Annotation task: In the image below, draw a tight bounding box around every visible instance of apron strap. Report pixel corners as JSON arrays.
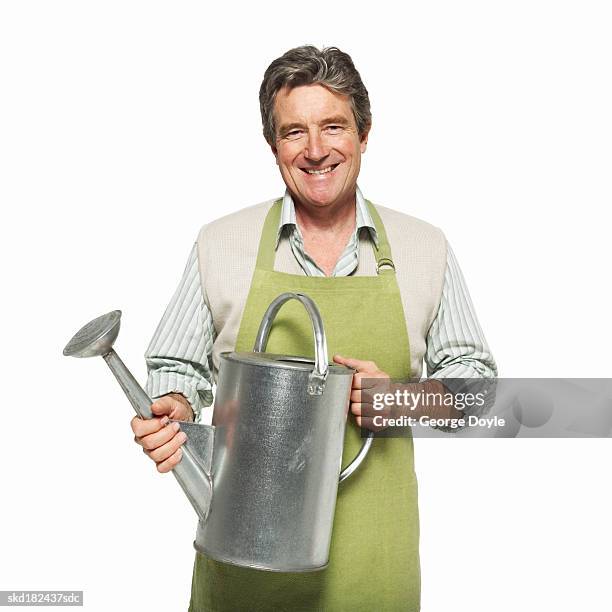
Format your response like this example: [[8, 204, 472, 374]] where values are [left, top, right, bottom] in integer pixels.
[[365, 200, 396, 275], [255, 197, 397, 275], [255, 199, 283, 271]]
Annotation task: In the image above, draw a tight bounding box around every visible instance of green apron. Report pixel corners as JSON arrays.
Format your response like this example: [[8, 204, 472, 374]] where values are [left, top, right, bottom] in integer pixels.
[[189, 200, 420, 612]]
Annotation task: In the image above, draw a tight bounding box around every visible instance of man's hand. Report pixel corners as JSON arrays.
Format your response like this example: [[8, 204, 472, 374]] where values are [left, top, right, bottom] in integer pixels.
[[333, 355, 392, 431], [131, 393, 194, 473]]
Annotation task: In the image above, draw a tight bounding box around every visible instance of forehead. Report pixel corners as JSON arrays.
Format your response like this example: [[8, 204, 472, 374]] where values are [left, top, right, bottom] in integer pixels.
[[273, 84, 355, 126]]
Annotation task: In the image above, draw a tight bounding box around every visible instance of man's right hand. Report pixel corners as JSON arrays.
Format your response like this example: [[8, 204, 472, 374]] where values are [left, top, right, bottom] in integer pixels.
[[131, 394, 193, 473]]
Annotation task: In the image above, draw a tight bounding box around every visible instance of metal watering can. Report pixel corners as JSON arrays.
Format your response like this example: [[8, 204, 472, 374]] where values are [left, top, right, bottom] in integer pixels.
[[64, 292, 373, 572]]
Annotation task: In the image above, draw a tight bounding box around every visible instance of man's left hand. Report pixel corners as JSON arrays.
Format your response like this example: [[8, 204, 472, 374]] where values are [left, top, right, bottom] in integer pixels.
[[333, 355, 391, 432]]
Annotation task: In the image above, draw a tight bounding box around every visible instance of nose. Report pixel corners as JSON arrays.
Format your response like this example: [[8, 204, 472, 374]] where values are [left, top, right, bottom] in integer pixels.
[[304, 130, 329, 162]]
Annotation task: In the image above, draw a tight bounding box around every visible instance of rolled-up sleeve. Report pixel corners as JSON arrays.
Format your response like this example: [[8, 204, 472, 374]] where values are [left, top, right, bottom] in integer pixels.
[[425, 242, 498, 380], [145, 243, 215, 423]]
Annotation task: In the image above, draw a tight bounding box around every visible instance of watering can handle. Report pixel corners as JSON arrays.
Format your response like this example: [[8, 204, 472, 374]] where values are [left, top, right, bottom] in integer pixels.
[[252, 291, 374, 484], [253, 292, 329, 395]]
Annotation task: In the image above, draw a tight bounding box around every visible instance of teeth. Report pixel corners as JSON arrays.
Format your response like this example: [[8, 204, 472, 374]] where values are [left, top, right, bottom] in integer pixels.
[[306, 165, 334, 175]]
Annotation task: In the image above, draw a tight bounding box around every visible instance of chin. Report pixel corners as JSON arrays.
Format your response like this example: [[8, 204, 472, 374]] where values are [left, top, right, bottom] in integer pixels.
[[304, 196, 337, 208], [302, 188, 341, 207]]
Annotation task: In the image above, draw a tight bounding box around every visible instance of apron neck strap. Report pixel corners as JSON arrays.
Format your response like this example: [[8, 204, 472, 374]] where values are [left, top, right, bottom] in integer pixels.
[[255, 199, 283, 271], [365, 200, 396, 275], [255, 198, 396, 275]]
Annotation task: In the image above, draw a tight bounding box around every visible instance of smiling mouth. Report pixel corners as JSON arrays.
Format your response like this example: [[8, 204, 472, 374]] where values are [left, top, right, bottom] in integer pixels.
[[301, 163, 339, 175]]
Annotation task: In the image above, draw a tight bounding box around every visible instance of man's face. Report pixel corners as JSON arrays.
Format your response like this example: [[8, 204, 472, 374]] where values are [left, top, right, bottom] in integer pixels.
[[271, 84, 369, 212]]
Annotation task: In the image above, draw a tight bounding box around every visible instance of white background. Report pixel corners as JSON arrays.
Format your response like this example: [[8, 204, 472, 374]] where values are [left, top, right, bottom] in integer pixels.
[[1, 1, 611, 610]]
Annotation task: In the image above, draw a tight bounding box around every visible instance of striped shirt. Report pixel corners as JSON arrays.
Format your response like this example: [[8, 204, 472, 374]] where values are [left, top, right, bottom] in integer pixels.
[[145, 188, 497, 422]]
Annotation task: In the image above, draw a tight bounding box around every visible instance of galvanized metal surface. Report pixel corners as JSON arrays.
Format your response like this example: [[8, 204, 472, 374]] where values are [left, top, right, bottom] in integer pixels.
[[194, 350, 352, 571], [254, 292, 329, 396]]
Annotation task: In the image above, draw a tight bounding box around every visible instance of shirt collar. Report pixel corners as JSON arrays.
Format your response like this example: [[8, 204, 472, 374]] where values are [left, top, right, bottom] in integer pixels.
[[275, 185, 379, 249]]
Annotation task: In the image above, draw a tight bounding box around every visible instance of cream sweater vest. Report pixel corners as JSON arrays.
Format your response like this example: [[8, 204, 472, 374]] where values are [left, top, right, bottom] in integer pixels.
[[197, 199, 447, 380]]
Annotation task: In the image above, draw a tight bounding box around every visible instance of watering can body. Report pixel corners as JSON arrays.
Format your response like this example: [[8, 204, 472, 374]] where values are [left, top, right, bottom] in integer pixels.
[[190, 350, 353, 571]]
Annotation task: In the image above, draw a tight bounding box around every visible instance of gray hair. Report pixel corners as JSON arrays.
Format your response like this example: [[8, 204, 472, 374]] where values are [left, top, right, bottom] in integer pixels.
[[259, 45, 372, 145]]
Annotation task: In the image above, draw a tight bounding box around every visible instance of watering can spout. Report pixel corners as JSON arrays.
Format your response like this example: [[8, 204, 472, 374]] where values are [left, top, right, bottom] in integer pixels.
[[174, 421, 215, 521], [63, 310, 214, 522]]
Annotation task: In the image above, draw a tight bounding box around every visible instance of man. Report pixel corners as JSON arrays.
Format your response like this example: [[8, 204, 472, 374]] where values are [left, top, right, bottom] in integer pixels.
[[132, 45, 496, 611]]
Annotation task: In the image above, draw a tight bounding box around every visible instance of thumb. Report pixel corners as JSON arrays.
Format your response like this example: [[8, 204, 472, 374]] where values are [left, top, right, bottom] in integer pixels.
[[333, 354, 375, 372], [150, 396, 176, 417]]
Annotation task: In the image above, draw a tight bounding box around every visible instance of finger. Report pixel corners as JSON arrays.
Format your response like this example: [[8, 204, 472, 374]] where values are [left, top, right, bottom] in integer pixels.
[[353, 372, 388, 391], [138, 421, 182, 451], [131, 415, 169, 437], [351, 402, 387, 420], [147, 429, 188, 464], [353, 410, 388, 432], [359, 416, 386, 432], [350, 389, 362, 403], [352, 415, 382, 430], [333, 355, 378, 373], [156, 447, 184, 474], [350, 402, 369, 417]]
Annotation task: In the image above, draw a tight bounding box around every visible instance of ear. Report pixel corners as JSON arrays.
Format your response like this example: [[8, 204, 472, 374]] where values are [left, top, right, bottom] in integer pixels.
[[360, 125, 371, 154]]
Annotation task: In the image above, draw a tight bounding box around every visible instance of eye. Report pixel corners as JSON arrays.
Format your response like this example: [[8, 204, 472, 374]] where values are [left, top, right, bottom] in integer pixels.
[[284, 129, 304, 140], [326, 125, 343, 134]]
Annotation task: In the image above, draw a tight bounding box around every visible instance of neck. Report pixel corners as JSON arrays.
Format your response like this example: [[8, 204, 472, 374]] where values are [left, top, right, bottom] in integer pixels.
[[292, 195, 358, 277], [294, 195, 356, 235]]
